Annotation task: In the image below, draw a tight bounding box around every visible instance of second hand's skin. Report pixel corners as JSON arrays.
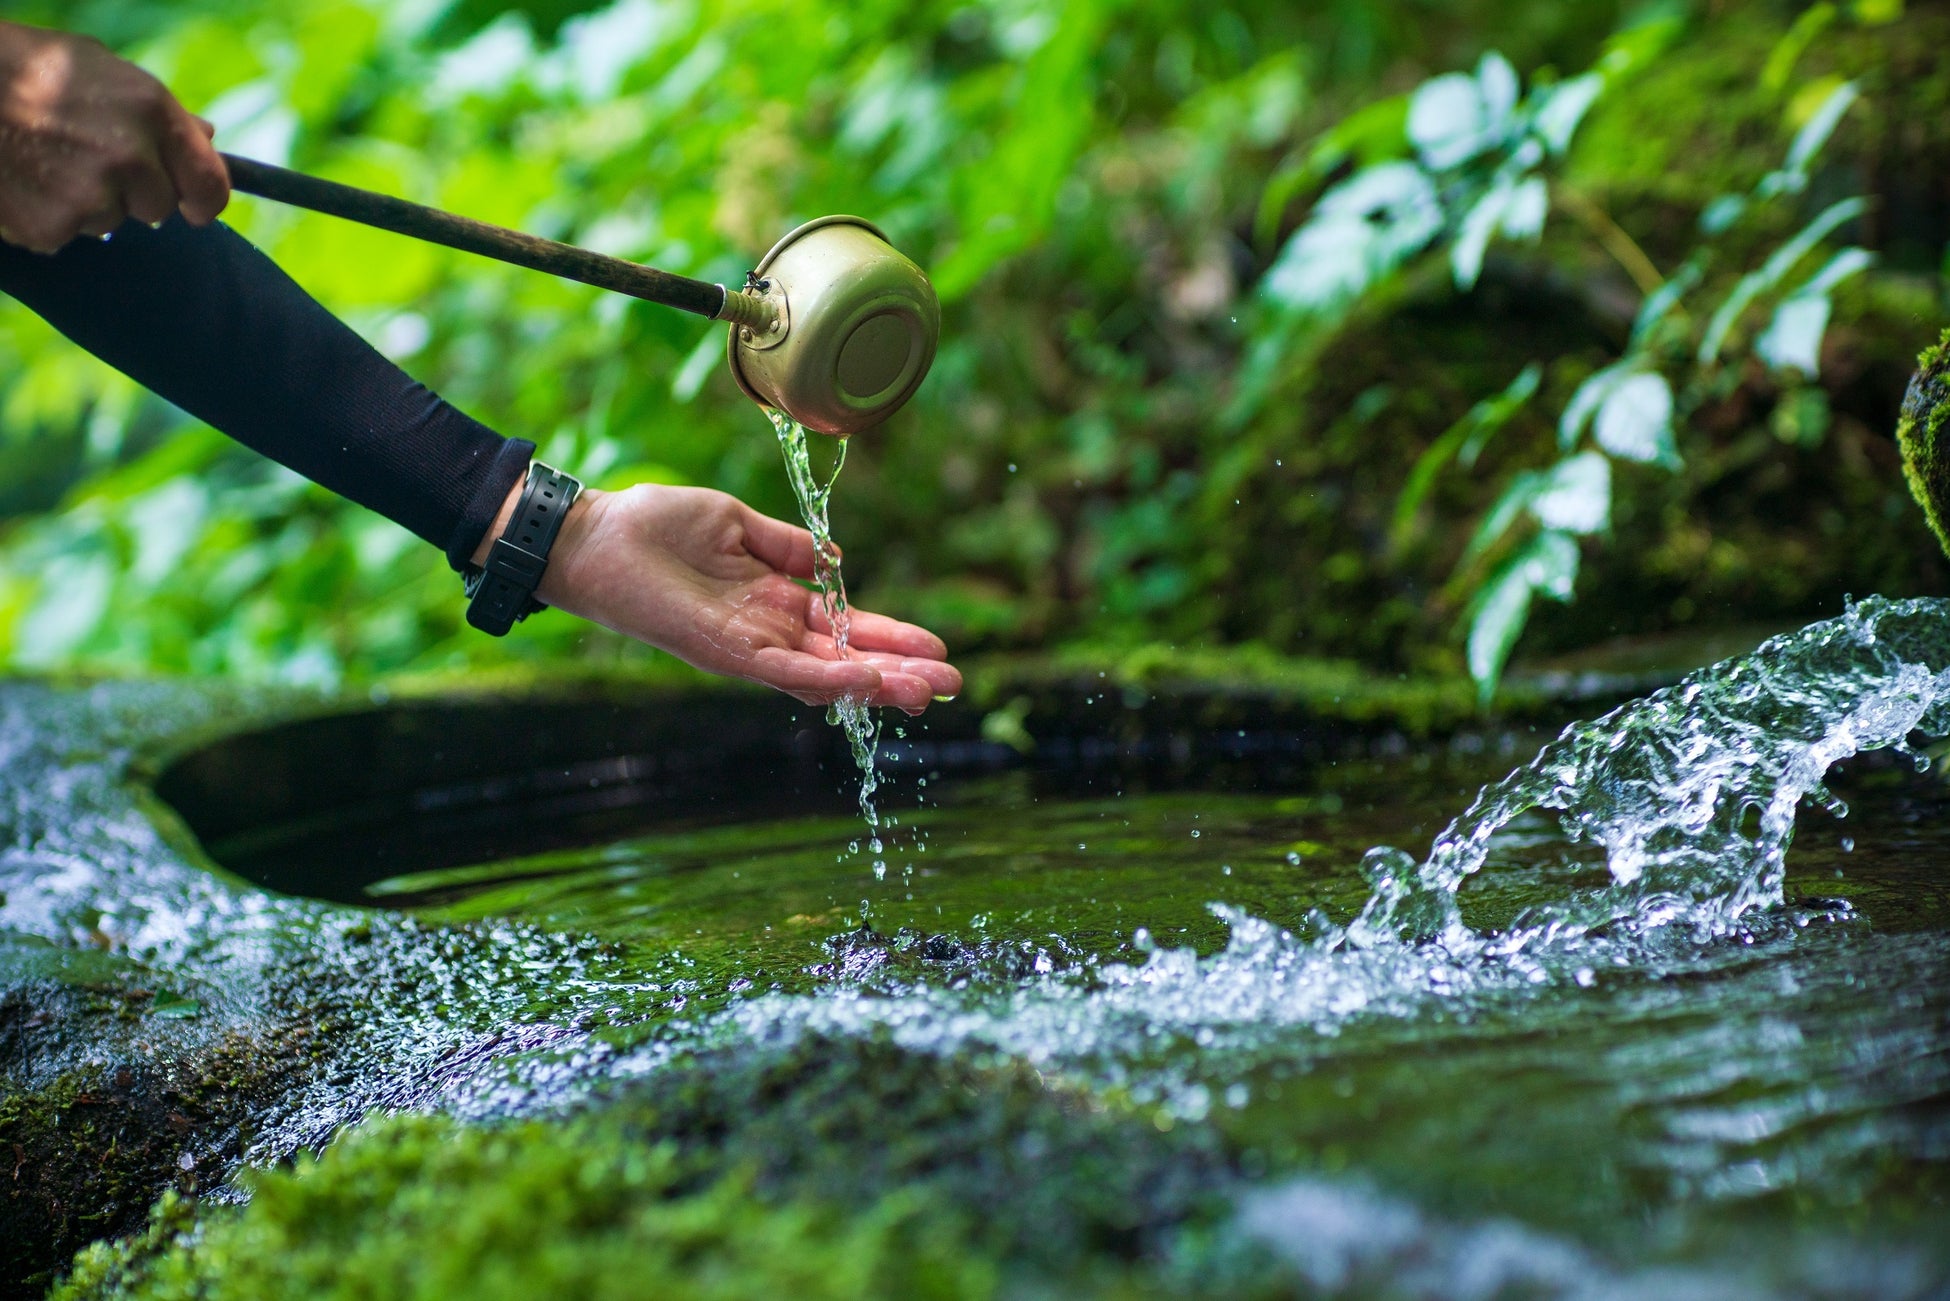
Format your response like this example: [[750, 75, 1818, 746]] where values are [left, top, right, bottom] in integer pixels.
[[0, 22, 228, 248]]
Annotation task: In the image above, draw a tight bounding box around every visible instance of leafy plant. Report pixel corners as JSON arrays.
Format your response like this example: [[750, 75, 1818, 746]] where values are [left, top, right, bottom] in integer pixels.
[[1453, 78, 1872, 699], [1245, 8, 1882, 701]]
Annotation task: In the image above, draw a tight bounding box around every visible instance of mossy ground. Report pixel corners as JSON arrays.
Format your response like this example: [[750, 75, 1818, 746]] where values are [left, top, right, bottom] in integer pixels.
[[52, 1036, 1285, 1300]]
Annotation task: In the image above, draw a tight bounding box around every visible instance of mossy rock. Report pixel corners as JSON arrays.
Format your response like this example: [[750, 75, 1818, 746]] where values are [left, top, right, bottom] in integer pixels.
[[54, 1035, 1278, 1300], [0, 935, 325, 1297], [1897, 329, 1950, 559]]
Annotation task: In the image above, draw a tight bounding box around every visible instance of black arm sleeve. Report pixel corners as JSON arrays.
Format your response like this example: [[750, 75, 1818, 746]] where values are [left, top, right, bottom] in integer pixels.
[[0, 216, 532, 572]]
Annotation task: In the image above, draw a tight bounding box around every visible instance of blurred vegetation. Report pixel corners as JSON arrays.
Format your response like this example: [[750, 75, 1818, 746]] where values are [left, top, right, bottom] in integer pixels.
[[0, 0, 1944, 690]]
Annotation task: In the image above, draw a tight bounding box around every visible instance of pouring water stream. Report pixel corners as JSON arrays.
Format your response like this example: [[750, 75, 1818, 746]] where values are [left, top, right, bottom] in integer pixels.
[[767, 409, 882, 833]]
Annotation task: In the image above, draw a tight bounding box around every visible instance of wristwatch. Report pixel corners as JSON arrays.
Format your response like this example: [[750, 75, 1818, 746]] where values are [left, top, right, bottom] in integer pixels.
[[464, 460, 582, 636]]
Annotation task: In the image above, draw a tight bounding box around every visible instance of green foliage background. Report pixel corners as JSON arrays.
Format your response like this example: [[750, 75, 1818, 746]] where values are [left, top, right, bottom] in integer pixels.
[[0, 0, 1945, 687]]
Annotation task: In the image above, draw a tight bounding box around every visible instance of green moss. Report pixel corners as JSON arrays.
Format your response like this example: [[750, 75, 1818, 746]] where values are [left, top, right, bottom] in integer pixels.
[[1897, 329, 1950, 561], [54, 1036, 1274, 1300], [55, 1121, 996, 1301], [971, 641, 1498, 734]]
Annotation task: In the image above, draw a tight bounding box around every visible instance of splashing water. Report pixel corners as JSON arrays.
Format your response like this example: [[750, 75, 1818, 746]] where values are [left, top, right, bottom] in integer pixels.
[[1347, 593, 1950, 958], [696, 596, 1950, 1092], [767, 409, 881, 829]]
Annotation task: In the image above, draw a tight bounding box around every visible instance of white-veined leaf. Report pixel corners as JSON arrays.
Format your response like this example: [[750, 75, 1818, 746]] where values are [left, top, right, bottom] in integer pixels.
[[1757, 197, 1868, 287], [1408, 72, 1490, 170], [1796, 245, 1875, 296], [1755, 294, 1832, 375], [1593, 372, 1677, 465], [1466, 530, 1580, 699], [1533, 73, 1603, 154], [1699, 197, 1865, 365], [1452, 182, 1508, 290], [1501, 176, 1548, 239], [1452, 175, 1549, 290], [1529, 451, 1611, 534], [1700, 194, 1747, 235], [1467, 555, 1534, 700], [1477, 52, 1520, 131], [1262, 162, 1442, 313], [1524, 529, 1582, 602]]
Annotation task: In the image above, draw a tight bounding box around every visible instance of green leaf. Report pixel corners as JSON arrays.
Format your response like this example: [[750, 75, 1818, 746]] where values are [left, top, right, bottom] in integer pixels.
[[1559, 364, 1628, 451], [1532, 74, 1603, 155], [150, 990, 202, 1019], [1451, 176, 1546, 291], [1261, 163, 1441, 313], [1761, 3, 1838, 94], [1698, 198, 1867, 366], [1756, 295, 1833, 376], [1457, 470, 1543, 573], [1467, 551, 1535, 702], [1390, 365, 1539, 549], [1253, 95, 1411, 251], [1784, 80, 1859, 175], [1465, 530, 1580, 703], [1629, 257, 1704, 348]]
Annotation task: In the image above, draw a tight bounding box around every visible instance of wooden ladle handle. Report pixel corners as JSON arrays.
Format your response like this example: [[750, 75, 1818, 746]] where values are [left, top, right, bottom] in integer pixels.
[[221, 152, 731, 319]]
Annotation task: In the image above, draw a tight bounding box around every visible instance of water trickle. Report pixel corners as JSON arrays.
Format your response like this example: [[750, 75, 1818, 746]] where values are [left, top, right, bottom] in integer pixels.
[[767, 408, 881, 829]]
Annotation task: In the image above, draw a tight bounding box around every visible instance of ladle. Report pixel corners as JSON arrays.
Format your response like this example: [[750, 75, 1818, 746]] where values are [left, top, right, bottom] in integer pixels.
[[220, 153, 939, 435]]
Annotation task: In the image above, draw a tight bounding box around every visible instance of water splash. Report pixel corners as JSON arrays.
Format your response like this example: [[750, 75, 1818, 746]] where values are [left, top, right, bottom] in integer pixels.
[[697, 596, 1950, 1097], [1347, 594, 1950, 957], [767, 408, 881, 829]]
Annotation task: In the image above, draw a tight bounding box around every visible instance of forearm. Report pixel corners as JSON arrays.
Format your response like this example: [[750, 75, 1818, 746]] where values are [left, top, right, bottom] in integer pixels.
[[0, 216, 530, 569]]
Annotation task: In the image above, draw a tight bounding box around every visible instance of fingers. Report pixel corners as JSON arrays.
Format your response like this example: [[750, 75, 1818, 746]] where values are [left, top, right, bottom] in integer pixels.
[[157, 102, 228, 225], [113, 140, 178, 226], [807, 602, 950, 662], [748, 645, 883, 703], [848, 650, 961, 700], [746, 645, 949, 712], [740, 506, 817, 580], [0, 181, 114, 252]]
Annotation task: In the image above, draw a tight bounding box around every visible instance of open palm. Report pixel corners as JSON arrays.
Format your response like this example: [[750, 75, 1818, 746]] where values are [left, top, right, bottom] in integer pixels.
[[537, 483, 960, 711]]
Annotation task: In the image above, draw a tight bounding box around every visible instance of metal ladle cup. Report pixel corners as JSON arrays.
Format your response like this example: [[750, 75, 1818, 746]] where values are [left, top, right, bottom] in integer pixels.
[[220, 155, 940, 435], [724, 217, 940, 436]]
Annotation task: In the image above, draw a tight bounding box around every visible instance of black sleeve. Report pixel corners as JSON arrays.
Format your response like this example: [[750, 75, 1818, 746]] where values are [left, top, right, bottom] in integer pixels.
[[0, 216, 532, 572]]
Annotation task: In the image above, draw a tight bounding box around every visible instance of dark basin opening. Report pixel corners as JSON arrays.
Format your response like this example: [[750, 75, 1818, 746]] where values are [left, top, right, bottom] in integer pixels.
[[152, 691, 915, 904], [153, 684, 1454, 907]]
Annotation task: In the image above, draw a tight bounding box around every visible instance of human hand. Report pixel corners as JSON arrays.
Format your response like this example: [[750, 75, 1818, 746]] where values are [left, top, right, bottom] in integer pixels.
[[0, 21, 229, 253], [498, 483, 961, 712]]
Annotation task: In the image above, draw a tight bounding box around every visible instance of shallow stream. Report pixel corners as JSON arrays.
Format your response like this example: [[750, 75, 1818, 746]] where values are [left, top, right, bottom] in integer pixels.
[[4, 597, 1949, 1295]]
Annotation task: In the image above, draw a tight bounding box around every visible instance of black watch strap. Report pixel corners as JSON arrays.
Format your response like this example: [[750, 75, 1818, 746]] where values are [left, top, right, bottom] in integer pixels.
[[464, 461, 582, 636]]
